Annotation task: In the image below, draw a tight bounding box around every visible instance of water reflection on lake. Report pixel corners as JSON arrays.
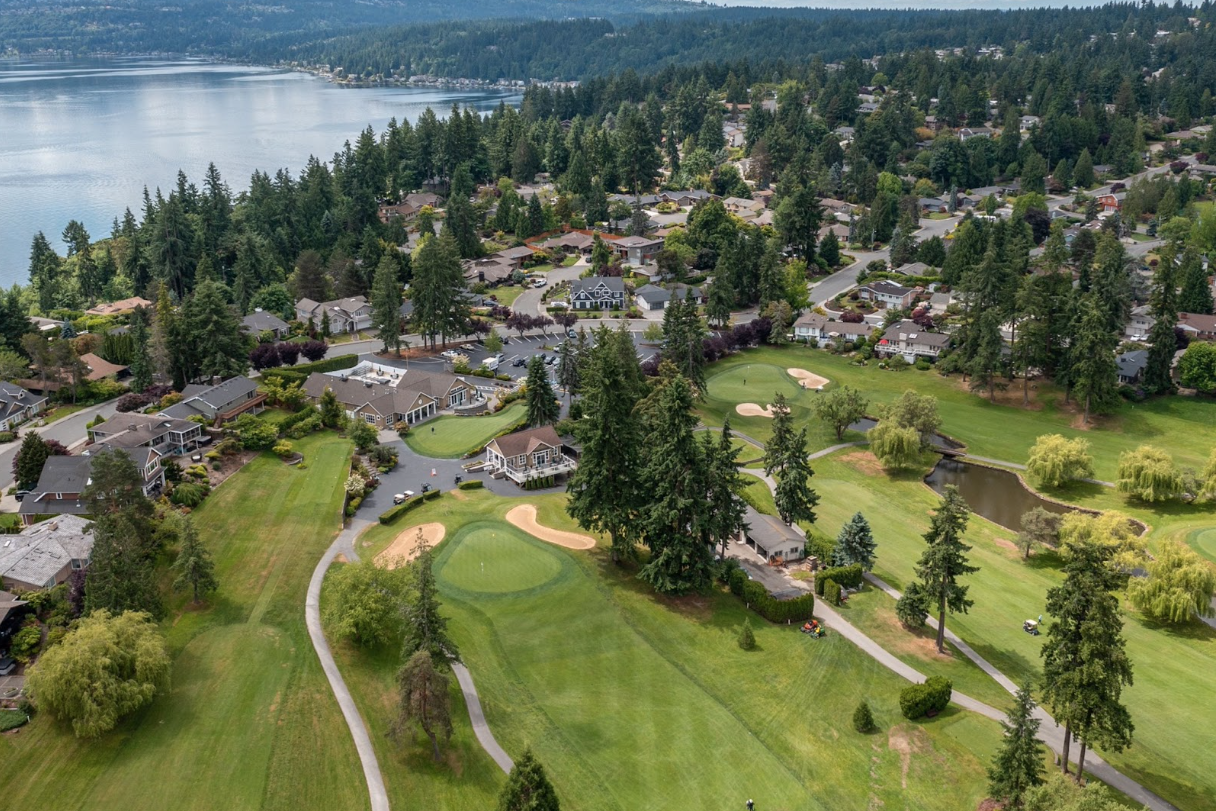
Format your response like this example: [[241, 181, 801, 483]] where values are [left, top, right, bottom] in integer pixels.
[[923, 457, 1073, 533]]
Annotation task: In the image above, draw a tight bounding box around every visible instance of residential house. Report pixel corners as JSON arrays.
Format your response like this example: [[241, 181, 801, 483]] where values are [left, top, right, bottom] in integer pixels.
[[18, 353, 128, 395], [493, 245, 539, 270], [163, 376, 267, 425], [877, 320, 951, 360], [89, 412, 203, 456], [891, 261, 931, 277], [539, 231, 595, 255], [302, 364, 479, 430], [294, 296, 373, 333], [1177, 312, 1216, 342], [611, 236, 664, 267], [0, 516, 94, 591], [403, 192, 442, 210], [723, 197, 764, 217], [19, 449, 165, 524], [1020, 115, 1041, 132], [924, 114, 942, 133], [857, 280, 917, 309], [463, 256, 516, 286], [84, 297, 152, 317], [240, 310, 291, 339], [1097, 194, 1121, 214], [737, 505, 805, 563], [1117, 350, 1148, 385], [569, 276, 626, 310], [919, 198, 948, 214], [792, 313, 875, 345], [78, 353, 128, 382], [377, 201, 419, 224], [1125, 304, 1153, 339], [661, 190, 715, 207], [484, 425, 576, 485], [958, 127, 994, 141], [634, 284, 705, 312], [0, 382, 48, 432], [608, 193, 661, 208]]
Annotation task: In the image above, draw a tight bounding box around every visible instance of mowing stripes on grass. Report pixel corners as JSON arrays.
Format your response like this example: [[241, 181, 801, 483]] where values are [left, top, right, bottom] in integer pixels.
[[403, 403, 527, 459]]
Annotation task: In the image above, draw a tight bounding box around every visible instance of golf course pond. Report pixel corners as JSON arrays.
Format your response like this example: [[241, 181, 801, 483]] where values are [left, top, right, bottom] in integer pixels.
[[924, 457, 1073, 533]]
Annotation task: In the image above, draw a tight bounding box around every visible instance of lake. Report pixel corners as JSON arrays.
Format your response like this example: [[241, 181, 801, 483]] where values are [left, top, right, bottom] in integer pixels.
[[0, 57, 521, 288]]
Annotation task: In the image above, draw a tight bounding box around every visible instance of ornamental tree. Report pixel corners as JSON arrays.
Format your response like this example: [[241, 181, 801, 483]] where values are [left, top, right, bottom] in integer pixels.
[[1115, 444, 1184, 502], [1026, 434, 1094, 489], [1128, 539, 1216, 624]]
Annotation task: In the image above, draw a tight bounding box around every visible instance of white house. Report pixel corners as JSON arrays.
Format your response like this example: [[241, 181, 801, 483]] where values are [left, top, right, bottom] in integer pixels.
[[294, 296, 373, 333], [0, 382, 48, 432]]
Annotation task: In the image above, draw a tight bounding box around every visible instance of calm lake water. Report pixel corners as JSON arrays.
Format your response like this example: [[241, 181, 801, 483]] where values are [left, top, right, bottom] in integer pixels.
[[0, 57, 520, 288], [923, 458, 1073, 533]]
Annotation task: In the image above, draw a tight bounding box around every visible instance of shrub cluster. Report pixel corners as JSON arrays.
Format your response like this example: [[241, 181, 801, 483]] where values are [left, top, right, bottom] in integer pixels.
[[0, 710, 29, 732], [523, 475, 558, 490], [457, 479, 484, 490], [276, 407, 316, 434], [170, 481, 210, 508], [900, 676, 953, 720], [260, 352, 355, 385], [815, 563, 864, 596], [822, 578, 842, 605], [725, 567, 816, 623]]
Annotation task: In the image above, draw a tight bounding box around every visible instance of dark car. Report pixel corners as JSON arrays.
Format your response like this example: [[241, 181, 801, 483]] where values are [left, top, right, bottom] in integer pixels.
[[545, 355, 557, 366], [512, 357, 527, 367], [14, 490, 29, 503]]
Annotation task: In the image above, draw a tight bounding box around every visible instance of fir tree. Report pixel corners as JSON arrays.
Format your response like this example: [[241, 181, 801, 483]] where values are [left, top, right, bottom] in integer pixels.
[[127, 307, 153, 392], [987, 682, 1045, 808], [524, 355, 560, 427], [84, 513, 162, 619], [401, 536, 460, 668], [704, 419, 747, 558], [392, 650, 453, 762], [638, 374, 715, 595], [1178, 245, 1214, 315], [1143, 245, 1178, 394], [1070, 295, 1120, 424], [567, 326, 644, 563], [903, 486, 977, 653], [498, 749, 561, 811], [833, 512, 877, 570], [371, 253, 404, 353], [171, 515, 218, 603]]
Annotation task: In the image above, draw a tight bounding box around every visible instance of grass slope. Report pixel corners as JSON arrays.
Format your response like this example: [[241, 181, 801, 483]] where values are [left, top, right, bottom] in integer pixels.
[[343, 490, 997, 811], [699, 347, 1216, 480], [0, 433, 367, 811], [403, 403, 526, 458], [809, 453, 1216, 811]]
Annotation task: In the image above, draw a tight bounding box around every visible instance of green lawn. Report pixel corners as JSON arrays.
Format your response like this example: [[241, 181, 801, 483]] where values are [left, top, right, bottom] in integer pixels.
[[699, 346, 1216, 480], [808, 452, 1216, 811], [488, 286, 525, 307], [338, 490, 999, 811], [403, 403, 526, 458], [0, 433, 367, 811]]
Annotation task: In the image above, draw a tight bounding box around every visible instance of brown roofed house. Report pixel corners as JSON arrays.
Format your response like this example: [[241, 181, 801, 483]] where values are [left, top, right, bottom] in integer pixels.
[[484, 425, 576, 485]]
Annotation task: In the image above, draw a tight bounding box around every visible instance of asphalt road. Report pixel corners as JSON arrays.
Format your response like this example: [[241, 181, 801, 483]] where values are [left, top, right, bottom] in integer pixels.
[[0, 399, 120, 494]]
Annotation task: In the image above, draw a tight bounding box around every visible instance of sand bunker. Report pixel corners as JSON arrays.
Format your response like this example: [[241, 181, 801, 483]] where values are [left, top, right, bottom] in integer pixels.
[[505, 504, 596, 550], [375, 522, 446, 569], [736, 403, 776, 418], [787, 368, 829, 390]]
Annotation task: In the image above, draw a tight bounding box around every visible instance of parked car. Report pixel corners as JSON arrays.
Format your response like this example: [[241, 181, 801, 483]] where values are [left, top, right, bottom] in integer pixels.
[[531, 278, 547, 288], [545, 355, 557, 366], [392, 490, 415, 505], [512, 357, 527, 367], [567, 329, 578, 339], [441, 349, 464, 360]]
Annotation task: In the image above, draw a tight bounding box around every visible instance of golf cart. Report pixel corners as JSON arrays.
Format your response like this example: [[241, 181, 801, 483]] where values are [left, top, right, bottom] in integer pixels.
[[392, 490, 415, 505], [421, 483, 432, 494], [1023, 619, 1040, 636]]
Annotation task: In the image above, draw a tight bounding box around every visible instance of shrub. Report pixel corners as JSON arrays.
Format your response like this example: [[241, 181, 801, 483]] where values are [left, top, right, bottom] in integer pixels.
[[900, 676, 953, 719], [737, 617, 757, 650], [853, 700, 876, 733], [378, 497, 424, 524], [170, 481, 210, 508], [0, 431, 16, 443], [803, 530, 836, 563], [11, 619, 42, 663], [368, 444, 398, 469], [457, 479, 484, 490], [115, 392, 149, 413], [822, 578, 842, 606], [725, 567, 816, 623], [423, 489, 441, 501], [815, 563, 864, 595], [276, 407, 317, 435], [273, 440, 294, 459], [260, 352, 354, 385], [344, 496, 363, 517], [0, 710, 29, 732], [285, 414, 322, 439], [914, 359, 931, 371]]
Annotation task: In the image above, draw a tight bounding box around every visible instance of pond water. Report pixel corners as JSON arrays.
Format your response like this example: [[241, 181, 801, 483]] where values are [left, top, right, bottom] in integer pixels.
[[923, 457, 1073, 533]]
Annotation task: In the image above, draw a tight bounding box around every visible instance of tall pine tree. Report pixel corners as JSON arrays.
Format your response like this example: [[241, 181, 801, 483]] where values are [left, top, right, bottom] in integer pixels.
[[987, 682, 1045, 808]]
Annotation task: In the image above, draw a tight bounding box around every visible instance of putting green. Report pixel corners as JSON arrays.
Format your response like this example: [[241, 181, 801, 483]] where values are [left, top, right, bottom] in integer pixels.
[[1189, 527, 1216, 564], [437, 522, 564, 595], [706, 362, 806, 405]]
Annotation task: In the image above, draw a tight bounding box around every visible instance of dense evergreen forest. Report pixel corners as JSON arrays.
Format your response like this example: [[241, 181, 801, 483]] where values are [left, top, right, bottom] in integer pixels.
[[280, 4, 1216, 82], [0, 0, 687, 56]]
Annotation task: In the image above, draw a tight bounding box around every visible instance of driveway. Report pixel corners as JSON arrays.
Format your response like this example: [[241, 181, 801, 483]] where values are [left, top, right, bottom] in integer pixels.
[[513, 260, 587, 318], [0, 399, 121, 494], [810, 249, 885, 307]]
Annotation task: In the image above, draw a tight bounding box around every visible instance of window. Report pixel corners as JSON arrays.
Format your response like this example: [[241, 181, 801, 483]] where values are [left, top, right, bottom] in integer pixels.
[[364, 414, 376, 424]]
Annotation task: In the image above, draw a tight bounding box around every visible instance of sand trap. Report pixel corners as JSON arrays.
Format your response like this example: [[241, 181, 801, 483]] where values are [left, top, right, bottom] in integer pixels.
[[505, 504, 595, 550], [375, 522, 446, 569], [787, 368, 829, 390], [736, 403, 776, 418]]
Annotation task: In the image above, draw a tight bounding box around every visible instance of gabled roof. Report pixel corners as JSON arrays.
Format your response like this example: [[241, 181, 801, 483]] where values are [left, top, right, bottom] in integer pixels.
[[1178, 312, 1216, 333], [164, 376, 261, 420], [0, 515, 95, 589], [487, 425, 563, 459], [0, 382, 43, 420], [612, 236, 664, 248], [571, 276, 626, 295], [1117, 349, 1148, 378], [635, 284, 670, 304], [862, 279, 914, 297], [241, 311, 290, 334], [742, 505, 802, 548], [881, 320, 950, 347], [90, 412, 198, 448]]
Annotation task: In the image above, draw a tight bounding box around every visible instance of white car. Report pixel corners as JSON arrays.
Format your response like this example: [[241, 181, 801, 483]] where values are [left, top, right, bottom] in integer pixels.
[[531, 278, 547, 288], [441, 349, 463, 360], [392, 490, 416, 505]]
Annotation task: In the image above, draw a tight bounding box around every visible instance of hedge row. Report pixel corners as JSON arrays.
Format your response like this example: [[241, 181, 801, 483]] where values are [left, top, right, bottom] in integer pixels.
[[726, 568, 816, 623], [900, 676, 953, 720], [457, 479, 484, 490], [276, 406, 316, 434], [378, 496, 423, 524], [815, 563, 864, 596], [262, 354, 358, 385]]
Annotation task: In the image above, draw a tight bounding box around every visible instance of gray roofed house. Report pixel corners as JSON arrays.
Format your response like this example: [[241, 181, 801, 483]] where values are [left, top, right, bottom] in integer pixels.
[[891, 261, 931, 276], [89, 412, 203, 455], [0, 382, 48, 432], [1117, 349, 1149, 384], [163, 375, 266, 425], [240, 310, 291, 339], [302, 365, 479, 430], [793, 313, 875, 344], [569, 276, 627, 310], [737, 505, 805, 563], [610, 236, 665, 267], [294, 296, 372, 334], [858, 279, 917, 309], [0, 515, 94, 591], [878, 320, 951, 359], [19, 449, 166, 524], [634, 283, 704, 312]]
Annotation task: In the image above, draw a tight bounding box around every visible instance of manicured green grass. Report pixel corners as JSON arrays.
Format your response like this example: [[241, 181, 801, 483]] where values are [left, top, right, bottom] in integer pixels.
[[741, 472, 778, 516], [488, 286, 525, 307], [0, 433, 367, 811], [340, 490, 998, 811], [699, 346, 1216, 480], [403, 403, 526, 458], [808, 452, 1216, 811]]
